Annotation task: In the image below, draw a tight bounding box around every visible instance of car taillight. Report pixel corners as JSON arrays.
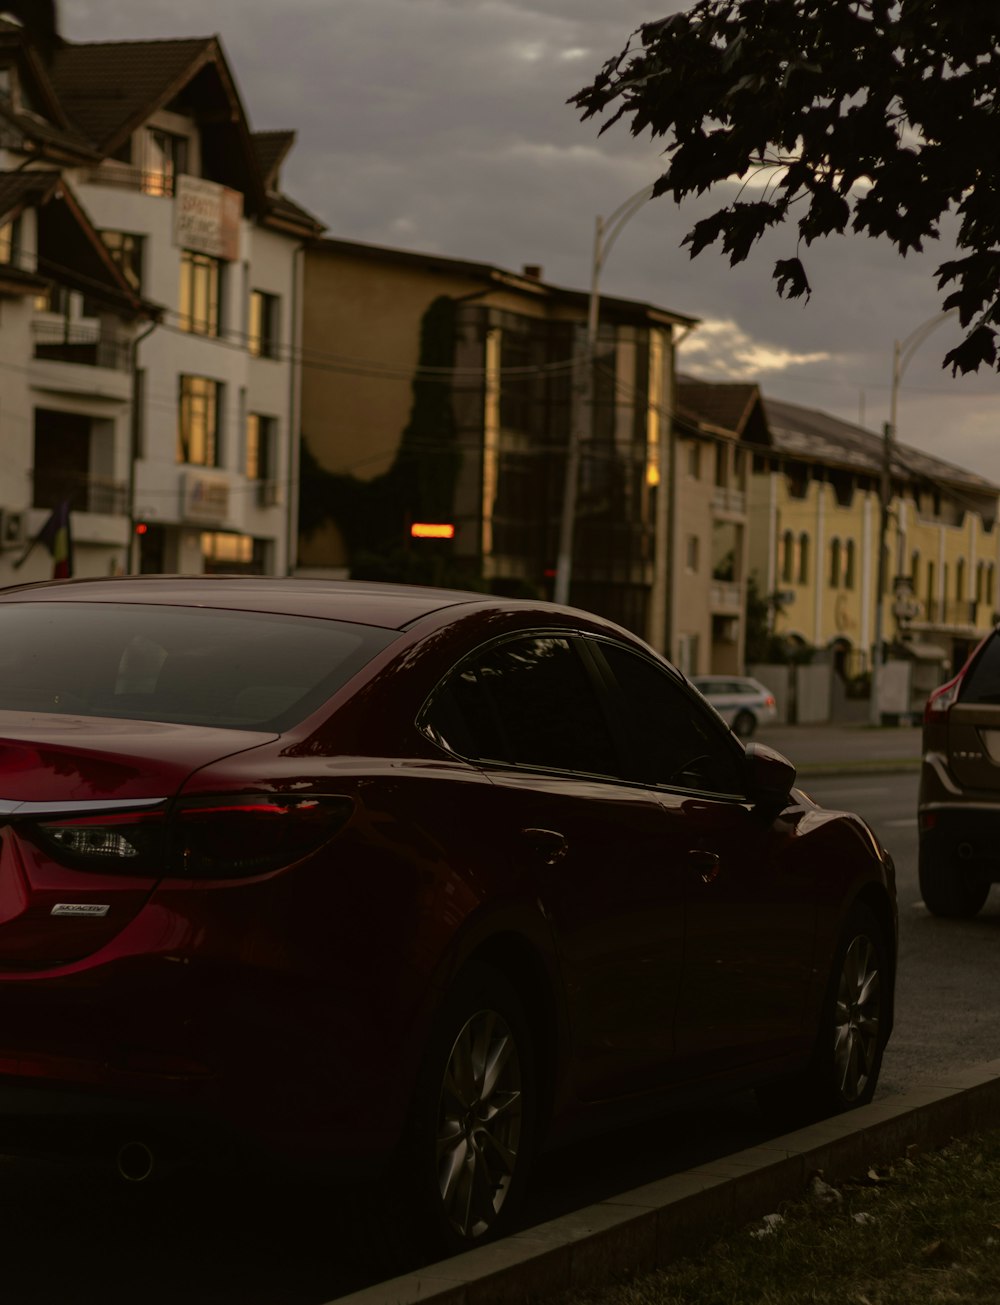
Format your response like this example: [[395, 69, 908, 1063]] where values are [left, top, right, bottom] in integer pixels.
[[35, 810, 166, 874], [33, 796, 352, 880], [923, 673, 964, 725], [173, 795, 352, 879], [765, 695, 776, 708]]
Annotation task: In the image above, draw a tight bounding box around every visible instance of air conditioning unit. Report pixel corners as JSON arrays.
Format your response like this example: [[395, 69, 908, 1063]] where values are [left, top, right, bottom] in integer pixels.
[[0, 509, 26, 549], [256, 480, 283, 508]]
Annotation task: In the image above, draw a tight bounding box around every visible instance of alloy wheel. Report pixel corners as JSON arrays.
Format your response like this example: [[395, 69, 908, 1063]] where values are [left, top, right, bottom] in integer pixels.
[[833, 933, 881, 1103], [435, 1007, 523, 1240]]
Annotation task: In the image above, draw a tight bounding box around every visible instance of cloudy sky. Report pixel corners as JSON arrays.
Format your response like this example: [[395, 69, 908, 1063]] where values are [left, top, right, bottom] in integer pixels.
[[61, 0, 1000, 481]]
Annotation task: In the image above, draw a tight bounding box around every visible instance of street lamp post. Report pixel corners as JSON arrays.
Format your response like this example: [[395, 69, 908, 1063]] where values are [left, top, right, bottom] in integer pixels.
[[869, 308, 958, 724], [553, 183, 655, 607]]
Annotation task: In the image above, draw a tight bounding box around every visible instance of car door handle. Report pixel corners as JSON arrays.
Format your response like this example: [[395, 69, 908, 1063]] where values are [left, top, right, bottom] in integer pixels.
[[521, 827, 568, 866], [689, 849, 721, 884]]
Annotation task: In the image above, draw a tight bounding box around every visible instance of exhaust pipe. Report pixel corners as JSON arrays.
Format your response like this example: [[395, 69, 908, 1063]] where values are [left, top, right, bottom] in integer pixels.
[[958, 842, 975, 861], [116, 1140, 156, 1184]]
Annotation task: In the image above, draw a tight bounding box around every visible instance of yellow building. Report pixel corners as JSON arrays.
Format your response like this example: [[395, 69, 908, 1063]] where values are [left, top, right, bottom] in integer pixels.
[[299, 236, 697, 651], [748, 396, 1000, 677], [672, 379, 770, 676]]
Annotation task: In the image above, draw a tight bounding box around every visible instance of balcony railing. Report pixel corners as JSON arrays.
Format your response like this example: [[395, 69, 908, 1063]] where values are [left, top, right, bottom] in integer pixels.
[[32, 319, 132, 372], [77, 164, 177, 197], [712, 486, 746, 515], [33, 474, 128, 516], [920, 598, 977, 627], [710, 580, 743, 611]]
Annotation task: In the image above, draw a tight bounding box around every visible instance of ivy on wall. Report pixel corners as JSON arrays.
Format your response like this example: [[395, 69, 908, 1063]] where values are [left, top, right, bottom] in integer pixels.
[[299, 295, 478, 586]]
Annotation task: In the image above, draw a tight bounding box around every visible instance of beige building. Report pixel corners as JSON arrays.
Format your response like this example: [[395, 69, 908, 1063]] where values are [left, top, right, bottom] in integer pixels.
[[748, 396, 1000, 677], [299, 237, 697, 651], [671, 379, 770, 676]]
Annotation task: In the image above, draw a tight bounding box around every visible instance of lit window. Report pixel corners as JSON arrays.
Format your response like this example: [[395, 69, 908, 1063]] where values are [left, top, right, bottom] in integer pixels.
[[0, 215, 20, 265], [245, 413, 276, 480], [177, 376, 222, 466], [101, 231, 144, 294], [179, 249, 223, 336], [143, 127, 187, 197], [248, 290, 279, 357]]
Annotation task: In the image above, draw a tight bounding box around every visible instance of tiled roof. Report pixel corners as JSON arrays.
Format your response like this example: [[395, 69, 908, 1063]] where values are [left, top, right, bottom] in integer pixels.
[[676, 377, 762, 436], [47, 37, 213, 149], [0, 96, 97, 159], [763, 395, 999, 495], [0, 169, 59, 220], [252, 130, 295, 189], [267, 188, 325, 234]]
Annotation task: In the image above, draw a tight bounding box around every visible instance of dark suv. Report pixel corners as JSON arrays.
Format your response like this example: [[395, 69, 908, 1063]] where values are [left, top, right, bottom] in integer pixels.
[[920, 630, 1000, 916]]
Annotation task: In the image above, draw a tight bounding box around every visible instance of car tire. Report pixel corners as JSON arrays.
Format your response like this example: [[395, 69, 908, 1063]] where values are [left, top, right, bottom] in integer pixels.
[[758, 903, 889, 1121], [395, 964, 536, 1257], [918, 846, 990, 918], [732, 709, 756, 739]]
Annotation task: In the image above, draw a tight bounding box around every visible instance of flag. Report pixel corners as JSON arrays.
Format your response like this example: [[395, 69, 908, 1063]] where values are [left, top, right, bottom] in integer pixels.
[[13, 501, 74, 579]]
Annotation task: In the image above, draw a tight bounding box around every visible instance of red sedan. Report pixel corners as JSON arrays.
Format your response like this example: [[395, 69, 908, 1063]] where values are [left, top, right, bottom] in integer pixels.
[[0, 576, 895, 1252]]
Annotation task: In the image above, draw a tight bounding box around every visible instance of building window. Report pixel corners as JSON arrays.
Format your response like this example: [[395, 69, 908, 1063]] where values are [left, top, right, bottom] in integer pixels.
[[177, 376, 222, 466], [956, 558, 966, 601], [33, 282, 70, 315], [714, 443, 727, 488], [686, 534, 699, 573], [781, 530, 794, 582], [845, 539, 856, 590], [687, 442, 701, 479], [245, 413, 276, 480], [100, 231, 144, 294], [248, 290, 279, 357], [0, 214, 21, 265], [179, 250, 223, 336], [143, 127, 188, 197], [829, 538, 841, 587], [798, 532, 810, 584]]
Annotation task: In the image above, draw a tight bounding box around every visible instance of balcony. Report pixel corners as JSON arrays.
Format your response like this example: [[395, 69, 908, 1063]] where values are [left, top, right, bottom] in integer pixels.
[[918, 598, 977, 629], [712, 486, 746, 517], [32, 319, 131, 372], [77, 163, 177, 197], [710, 580, 743, 612], [33, 473, 128, 517]]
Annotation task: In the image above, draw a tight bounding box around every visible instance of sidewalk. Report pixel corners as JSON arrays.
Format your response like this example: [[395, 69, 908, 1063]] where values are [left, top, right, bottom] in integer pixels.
[[341, 1062, 1000, 1305], [758, 722, 921, 775]]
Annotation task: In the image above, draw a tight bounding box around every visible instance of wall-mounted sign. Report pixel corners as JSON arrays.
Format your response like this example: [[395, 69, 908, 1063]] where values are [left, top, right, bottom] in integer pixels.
[[174, 176, 242, 261], [181, 472, 230, 524]]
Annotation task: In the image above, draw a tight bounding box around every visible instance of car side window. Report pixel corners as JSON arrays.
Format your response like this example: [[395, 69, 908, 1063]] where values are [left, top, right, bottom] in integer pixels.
[[597, 643, 745, 795], [426, 635, 621, 777]]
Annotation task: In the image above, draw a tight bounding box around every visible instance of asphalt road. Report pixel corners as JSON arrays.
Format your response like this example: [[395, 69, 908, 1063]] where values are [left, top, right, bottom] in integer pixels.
[[2, 765, 997, 1305]]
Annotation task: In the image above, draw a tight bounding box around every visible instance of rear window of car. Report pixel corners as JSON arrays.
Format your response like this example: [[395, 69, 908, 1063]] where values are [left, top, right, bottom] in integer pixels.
[[959, 634, 1000, 705], [0, 601, 396, 730]]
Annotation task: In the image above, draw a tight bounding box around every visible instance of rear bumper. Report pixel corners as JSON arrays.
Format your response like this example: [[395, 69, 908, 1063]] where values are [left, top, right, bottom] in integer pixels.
[[919, 804, 1000, 878]]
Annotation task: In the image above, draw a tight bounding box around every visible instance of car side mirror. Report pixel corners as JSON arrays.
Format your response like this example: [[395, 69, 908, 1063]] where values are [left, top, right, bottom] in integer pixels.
[[743, 741, 797, 813]]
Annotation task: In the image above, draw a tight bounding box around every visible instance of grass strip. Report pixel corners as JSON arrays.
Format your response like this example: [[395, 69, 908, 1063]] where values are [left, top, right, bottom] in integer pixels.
[[557, 1129, 1000, 1305]]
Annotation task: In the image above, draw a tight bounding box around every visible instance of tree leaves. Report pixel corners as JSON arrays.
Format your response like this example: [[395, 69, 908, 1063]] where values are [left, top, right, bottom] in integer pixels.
[[571, 0, 1000, 374]]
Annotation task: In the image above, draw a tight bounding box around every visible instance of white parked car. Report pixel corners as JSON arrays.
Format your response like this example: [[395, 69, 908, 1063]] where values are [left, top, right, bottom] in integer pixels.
[[690, 675, 778, 739]]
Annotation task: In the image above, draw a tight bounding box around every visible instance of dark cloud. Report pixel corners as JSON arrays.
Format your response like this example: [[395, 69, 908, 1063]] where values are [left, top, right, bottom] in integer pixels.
[[62, 0, 1000, 479]]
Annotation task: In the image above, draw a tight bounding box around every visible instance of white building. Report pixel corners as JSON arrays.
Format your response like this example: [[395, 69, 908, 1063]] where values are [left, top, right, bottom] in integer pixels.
[[0, 16, 322, 583]]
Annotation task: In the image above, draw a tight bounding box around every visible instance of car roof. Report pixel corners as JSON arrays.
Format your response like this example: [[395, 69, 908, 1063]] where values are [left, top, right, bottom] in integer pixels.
[[0, 575, 547, 632]]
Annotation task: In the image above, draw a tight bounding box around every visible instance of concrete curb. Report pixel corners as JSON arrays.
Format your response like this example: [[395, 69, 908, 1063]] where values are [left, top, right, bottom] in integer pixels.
[[337, 1061, 1000, 1305], [795, 759, 920, 777]]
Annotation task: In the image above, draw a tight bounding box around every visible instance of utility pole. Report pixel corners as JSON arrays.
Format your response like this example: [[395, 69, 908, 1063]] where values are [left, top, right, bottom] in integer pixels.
[[869, 309, 958, 724], [553, 184, 654, 607]]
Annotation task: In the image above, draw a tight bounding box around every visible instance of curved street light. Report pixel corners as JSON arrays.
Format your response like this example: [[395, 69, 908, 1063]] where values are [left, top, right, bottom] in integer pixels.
[[869, 307, 959, 725], [553, 183, 655, 606]]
